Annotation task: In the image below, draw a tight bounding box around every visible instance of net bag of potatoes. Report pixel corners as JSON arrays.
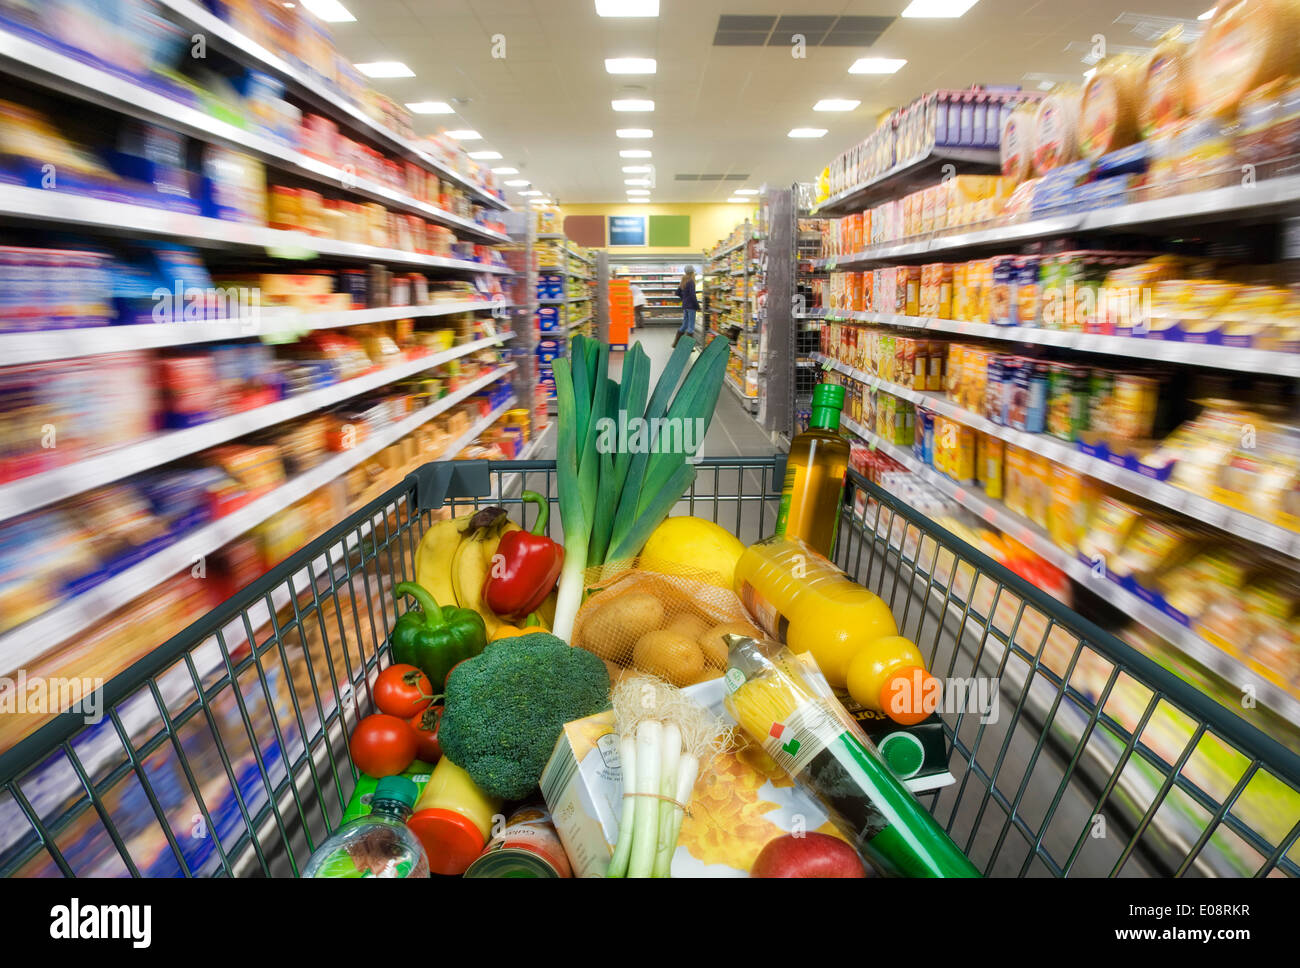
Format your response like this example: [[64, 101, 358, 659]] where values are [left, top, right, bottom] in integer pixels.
[[571, 561, 762, 688]]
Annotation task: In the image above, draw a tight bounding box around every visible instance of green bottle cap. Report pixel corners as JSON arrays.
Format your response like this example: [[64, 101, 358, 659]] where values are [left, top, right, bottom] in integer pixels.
[[878, 732, 926, 779], [812, 383, 845, 409], [373, 775, 419, 808], [809, 382, 845, 431]]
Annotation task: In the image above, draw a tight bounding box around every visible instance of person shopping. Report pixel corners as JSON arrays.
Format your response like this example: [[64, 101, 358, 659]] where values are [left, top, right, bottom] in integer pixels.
[[630, 283, 646, 331], [672, 267, 700, 347]]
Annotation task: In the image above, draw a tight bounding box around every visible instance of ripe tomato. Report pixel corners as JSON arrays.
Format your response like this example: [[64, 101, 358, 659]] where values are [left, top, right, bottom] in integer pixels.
[[373, 664, 433, 718], [350, 714, 417, 777], [408, 704, 443, 762]]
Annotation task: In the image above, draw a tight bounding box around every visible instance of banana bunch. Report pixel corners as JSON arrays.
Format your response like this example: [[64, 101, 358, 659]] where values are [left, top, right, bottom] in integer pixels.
[[414, 506, 520, 637]]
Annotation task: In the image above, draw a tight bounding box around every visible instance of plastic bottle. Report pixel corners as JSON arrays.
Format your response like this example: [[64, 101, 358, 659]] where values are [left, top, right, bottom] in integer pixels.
[[734, 535, 900, 690], [407, 755, 502, 875], [303, 775, 430, 878], [775, 382, 851, 558]]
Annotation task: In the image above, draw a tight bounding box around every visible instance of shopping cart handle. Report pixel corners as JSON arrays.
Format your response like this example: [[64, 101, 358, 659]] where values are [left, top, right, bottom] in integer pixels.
[[410, 460, 493, 510]]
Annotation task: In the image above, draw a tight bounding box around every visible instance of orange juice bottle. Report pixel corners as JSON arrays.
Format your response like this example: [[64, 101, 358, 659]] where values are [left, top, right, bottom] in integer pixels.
[[734, 535, 899, 689]]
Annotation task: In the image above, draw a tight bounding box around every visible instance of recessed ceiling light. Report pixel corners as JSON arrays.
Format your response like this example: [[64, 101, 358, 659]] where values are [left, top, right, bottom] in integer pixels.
[[620, 149, 652, 158], [625, 178, 651, 186], [467, 150, 502, 160], [627, 189, 651, 196], [505, 179, 530, 187], [492, 167, 518, 174], [788, 128, 828, 138], [612, 99, 655, 112], [302, 0, 355, 22], [445, 130, 482, 140], [1198, 7, 1216, 19], [519, 190, 543, 196], [406, 101, 454, 114], [605, 58, 657, 75], [900, 0, 979, 17], [617, 128, 653, 139], [848, 57, 906, 75], [596, 0, 659, 16], [734, 189, 760, 195], [813, 99, 861, 112], [354, 62, 415, 78], [1036, 80, 1054, 91], [622, 165, 652, 173]]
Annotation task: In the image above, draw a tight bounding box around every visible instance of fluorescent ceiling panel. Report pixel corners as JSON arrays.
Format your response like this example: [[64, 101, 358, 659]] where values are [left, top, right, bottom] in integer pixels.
[[900, 0, 979, 17], [354, 62, 414, 78], [848, 57, 906, 74], [596, 0, 659, 15], [405, 101, 454, 114], [605, 58, 657, 74]]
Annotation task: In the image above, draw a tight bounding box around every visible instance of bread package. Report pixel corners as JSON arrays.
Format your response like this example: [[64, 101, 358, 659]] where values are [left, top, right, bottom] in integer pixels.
[[1140, 28, 1190, 136], [1079, 57, 1143, 159], [1190, 0, 1300, 118], [1032, 87, 1082, 175], [1000, 103, 1036, 184]]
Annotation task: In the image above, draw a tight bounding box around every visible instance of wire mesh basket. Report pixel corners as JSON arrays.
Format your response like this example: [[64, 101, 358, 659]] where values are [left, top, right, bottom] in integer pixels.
[[1, 456, 1296, 877]]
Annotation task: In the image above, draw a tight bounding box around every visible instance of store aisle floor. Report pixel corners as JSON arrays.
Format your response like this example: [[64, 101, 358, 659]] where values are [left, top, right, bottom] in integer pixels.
[[530, 327, 777, 460], [615, 326, 776, 458]]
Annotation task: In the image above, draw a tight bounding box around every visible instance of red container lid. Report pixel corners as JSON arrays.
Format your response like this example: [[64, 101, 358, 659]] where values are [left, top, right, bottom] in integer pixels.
[[408, 808, 487, 876]]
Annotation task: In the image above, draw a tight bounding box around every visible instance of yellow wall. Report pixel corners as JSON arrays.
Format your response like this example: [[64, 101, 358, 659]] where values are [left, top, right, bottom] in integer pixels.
[[559, 202, 758, 254]]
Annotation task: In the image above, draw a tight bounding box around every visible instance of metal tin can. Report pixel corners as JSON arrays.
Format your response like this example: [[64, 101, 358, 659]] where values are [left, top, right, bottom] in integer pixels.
[[462, 804, 572, 878]]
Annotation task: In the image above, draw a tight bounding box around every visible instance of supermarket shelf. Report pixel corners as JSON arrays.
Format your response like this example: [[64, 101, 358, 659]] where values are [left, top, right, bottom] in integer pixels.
[[0, 375, 518, 675], [815, 174, 1300, 268], [0, 335, 514, 523], [710, 237, 748, 258], [822, 310, 1300, 378], [0, 185, 511, 274], [840, 415, 1300, 727], [0, 26, 510, 246], [566, 247, 594, 265], [154, 0, 508, 212], [537, 298, 568, 305], [569, 315, 592, 330], [814, 353, 1300, 559], [517, 421, 555, 461], [0, 301, 511, 366], [812, 146, 1001, 217], [725, 373, 759, 411]]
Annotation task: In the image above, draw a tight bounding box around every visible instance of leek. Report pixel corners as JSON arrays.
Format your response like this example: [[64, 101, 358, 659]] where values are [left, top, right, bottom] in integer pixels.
[[551, 332, 729, 641]]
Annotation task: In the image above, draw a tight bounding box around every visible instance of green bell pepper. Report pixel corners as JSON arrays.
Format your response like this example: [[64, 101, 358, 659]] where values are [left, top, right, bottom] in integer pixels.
[[390, 582, 487, 687]]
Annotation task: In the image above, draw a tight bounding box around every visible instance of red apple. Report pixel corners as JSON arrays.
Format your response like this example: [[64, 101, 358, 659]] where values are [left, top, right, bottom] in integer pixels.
[[750, 832, 871, 878]]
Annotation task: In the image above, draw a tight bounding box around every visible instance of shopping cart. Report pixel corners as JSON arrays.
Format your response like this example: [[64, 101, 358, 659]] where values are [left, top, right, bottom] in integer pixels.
[[1, 456, 1297, 877]]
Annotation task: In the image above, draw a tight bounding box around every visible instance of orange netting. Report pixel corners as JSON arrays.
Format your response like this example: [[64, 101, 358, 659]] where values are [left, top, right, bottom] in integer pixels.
[[571, 558, 761, 687]]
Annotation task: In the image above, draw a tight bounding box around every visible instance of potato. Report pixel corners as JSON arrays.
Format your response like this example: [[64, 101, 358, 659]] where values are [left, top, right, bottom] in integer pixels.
[[633, 630, 705, 687], [664, 612, 709, 642], [580, 591, 665, 661], [698, 621, 763, 669]]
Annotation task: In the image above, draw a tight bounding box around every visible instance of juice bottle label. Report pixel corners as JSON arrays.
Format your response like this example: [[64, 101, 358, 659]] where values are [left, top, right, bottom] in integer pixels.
[[738, 580, 790, 642]]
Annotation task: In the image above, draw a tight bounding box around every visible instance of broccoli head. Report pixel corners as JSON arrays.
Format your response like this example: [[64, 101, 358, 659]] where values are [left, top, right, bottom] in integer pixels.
[[439, 632, 611, 799]]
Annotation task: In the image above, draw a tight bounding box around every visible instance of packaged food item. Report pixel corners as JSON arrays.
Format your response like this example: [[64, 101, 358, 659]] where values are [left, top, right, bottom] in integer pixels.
[[1077, 496, 1143, 569], [1078, 56, 1143, 160], [723, 635, 977, 877], [407, 755, 503, 876], [1141, 28, 1190, 137], [1046, 465, 1088, 554], [982, 434, 1005, 500], [1001, 104, 1037, 184], [1189, 0, 1300, 119], [990, 256, 1018, 326], [304, 776, 430, 878], [463, 804, 572, 878], [1032, 88, 1083, 175]]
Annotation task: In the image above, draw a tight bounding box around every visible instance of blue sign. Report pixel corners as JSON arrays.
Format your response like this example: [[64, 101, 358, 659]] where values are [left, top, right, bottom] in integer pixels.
[[609, 215, 647, 246]]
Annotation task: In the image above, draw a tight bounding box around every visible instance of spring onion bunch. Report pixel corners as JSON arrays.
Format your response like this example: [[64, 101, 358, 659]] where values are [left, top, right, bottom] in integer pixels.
[[551, 333, 729, 642], [605, 674, 730, 878]]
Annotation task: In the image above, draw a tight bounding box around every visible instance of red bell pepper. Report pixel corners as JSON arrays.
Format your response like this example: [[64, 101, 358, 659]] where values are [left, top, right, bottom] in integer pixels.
[[482, 490, 563, 621]]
